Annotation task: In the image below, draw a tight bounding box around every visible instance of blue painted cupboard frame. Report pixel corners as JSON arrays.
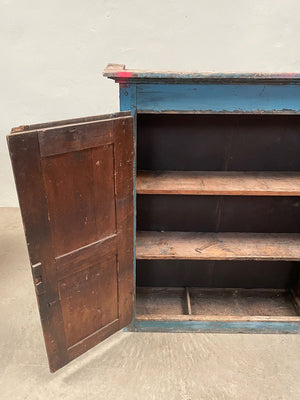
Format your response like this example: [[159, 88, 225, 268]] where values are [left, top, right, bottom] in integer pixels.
[[104, 64, 300, 334]]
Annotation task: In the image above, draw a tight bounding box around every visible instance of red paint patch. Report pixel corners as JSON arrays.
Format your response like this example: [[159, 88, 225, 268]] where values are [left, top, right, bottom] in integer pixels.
[[117, 71, 133, 78], [281, 73, 298, 78]]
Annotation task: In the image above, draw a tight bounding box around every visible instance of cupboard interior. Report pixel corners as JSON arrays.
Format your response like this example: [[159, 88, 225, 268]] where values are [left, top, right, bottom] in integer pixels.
[[135, 113, 300, 321]]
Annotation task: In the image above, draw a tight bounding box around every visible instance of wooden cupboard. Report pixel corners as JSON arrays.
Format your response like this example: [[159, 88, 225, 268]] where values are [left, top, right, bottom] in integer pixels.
[[7, 64, 300, 372]]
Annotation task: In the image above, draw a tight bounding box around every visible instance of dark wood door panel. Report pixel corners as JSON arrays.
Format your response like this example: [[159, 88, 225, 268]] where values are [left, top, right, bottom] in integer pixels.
[[56, 234, 117, 280], [7, 113, 134, 372], [41, 144, 116, 256], [59, 252, 119, 348], [38, 119, 114, 157]]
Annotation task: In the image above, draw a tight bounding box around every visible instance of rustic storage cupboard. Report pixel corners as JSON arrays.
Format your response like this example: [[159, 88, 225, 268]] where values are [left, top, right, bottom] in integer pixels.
[[7, 64, 300, 372]]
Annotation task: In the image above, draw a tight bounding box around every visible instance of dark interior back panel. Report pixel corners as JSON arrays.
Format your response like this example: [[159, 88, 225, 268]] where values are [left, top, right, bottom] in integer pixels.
[[136, 260, 300, 289], [137, 114, 300, 171], [137, 195, 300, 233]]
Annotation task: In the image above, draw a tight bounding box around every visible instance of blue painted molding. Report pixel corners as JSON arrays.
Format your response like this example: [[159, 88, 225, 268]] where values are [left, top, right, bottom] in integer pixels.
[[129, 319, 300, 334], [119, 84, 137, 114], [136, 84, 300, 113]]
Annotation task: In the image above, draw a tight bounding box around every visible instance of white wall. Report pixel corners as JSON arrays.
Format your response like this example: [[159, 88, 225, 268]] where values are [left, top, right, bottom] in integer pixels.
[[1, 0, 300, 206]]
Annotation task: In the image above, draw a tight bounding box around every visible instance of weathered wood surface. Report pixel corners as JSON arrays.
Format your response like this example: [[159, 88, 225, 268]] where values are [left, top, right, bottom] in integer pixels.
[[189, 288, 298, 317], [136, 288, 185, 316], [11, 111, 131, 133], [103, 64, 300, 84], [291, 289, 300, 313], [136, 231, 300, 261], [7, 131, 69, 371], [8, 113, 134, 372], [185, 287, 192, 315], [137, 171, 300, 196], [136, 315, 300, 322], [136, 287, 300, 318], [38, 120, 114, 157]]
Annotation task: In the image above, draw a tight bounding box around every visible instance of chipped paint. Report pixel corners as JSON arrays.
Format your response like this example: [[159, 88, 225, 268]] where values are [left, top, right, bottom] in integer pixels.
[[130, 319, 300, 333], [103, 64, 300, 85], [136, 84, 300, 113], [117, 71, 133, 79], [111, 65, 300, 335]]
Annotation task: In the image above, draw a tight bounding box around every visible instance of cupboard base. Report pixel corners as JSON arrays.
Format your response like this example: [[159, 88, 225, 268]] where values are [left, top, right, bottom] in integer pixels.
[[127, 286, 300, 334], [128, 319, 300, 334]]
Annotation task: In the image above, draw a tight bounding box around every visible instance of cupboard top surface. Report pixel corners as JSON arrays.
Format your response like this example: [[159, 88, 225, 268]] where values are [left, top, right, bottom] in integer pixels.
[[103, 63, 300, 84]]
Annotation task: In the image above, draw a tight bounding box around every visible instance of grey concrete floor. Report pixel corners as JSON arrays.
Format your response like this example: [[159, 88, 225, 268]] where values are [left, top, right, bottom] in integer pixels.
[[1, 207, 300, 399]]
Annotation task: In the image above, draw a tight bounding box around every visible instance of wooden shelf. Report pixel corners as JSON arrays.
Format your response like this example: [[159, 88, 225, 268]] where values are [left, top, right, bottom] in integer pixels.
[[136, 287, 300, 319], [136, 171, 300, 196], [136, 231, 300, 261]]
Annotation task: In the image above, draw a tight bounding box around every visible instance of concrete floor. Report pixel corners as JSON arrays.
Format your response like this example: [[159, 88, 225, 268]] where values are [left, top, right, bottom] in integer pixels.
[[1, 207, 300, 399]]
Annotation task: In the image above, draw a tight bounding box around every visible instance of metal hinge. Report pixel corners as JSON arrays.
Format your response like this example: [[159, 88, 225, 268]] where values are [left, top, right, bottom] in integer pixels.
[[31, 262, 45, 296]]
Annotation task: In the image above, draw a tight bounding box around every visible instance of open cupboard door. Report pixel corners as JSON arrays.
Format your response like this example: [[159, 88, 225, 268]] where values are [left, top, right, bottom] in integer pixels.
[[7, 112, 134, 372]]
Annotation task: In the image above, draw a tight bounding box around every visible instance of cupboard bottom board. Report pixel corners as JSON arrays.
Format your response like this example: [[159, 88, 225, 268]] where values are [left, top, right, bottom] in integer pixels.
[[128, 287, 300, 333]]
